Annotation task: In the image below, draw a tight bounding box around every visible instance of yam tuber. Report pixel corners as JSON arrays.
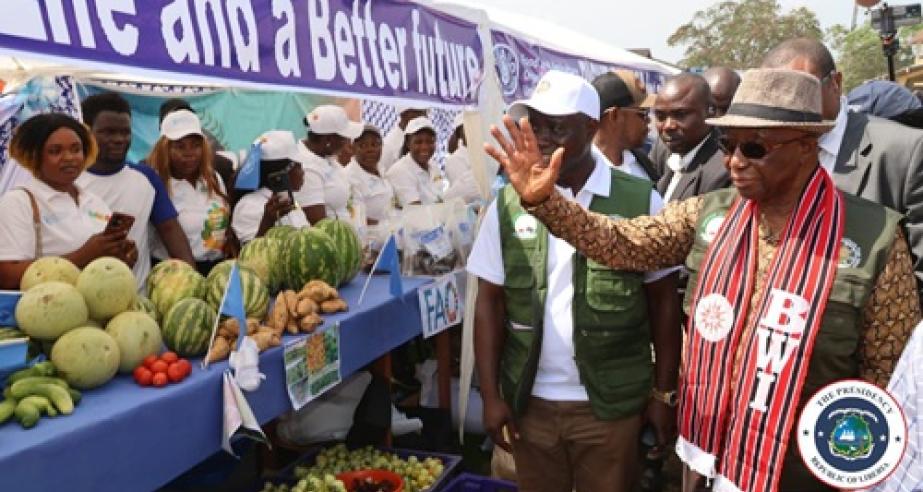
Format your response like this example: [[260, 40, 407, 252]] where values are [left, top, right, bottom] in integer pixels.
[[249, 331, 276, 352], [246, 318, 261, 335], [270, 292, 288, 332], [320, 298, 348, 314], [206, 336, 231, 362], [299, 313, 323, 333], [286, 319, 298, 335], [284, 290, 299, 318], [220, 318, 240, 338], [295, 297, 318, 317], [301, 280, 337, 303]]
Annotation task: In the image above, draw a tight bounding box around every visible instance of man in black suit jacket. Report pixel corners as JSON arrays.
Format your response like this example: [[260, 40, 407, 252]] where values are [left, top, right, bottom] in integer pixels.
[[764, 38, 923, 304], [649, 73, 730, 202]]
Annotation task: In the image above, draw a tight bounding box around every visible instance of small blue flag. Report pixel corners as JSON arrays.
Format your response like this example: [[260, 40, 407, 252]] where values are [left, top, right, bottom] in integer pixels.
[[219, 263, 248, 351], [379, 235, 402, 297], [235, 142, 262, 191]]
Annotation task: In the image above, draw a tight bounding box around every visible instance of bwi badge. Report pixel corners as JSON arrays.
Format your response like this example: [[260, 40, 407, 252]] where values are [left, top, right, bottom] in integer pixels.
[[796, 380, 907, 489]]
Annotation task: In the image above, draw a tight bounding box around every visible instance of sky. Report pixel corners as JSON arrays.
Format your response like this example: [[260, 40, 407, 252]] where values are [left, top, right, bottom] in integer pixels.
[[454, 0, 860, 65]]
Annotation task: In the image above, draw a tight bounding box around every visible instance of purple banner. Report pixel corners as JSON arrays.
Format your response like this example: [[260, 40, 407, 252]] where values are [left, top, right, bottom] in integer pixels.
[[491, 29, 666, 103], [0, 0, 483, 106]]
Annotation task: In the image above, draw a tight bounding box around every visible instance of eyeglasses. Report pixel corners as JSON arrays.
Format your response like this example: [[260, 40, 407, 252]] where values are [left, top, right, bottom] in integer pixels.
[[717, 135, 806, 159], [621, 107, 650, 121]]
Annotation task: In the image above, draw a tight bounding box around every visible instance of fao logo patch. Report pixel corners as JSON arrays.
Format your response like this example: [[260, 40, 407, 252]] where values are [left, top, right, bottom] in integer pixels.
[[796, 380, 907, 489], [492, 43, 520, 97]]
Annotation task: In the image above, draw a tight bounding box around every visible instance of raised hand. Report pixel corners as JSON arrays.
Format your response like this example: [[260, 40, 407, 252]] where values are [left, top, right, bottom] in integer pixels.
[[484, 115, 563, 206]]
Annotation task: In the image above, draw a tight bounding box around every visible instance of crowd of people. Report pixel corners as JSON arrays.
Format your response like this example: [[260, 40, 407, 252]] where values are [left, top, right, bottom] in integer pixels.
[[1, 33, 922, 492]]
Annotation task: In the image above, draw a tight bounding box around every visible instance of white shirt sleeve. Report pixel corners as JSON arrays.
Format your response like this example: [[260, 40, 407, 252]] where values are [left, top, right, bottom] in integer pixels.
[[0, 190, 37, 261], [387, 162, 422, 207], [643, 189, 682, 284], [231, 192, 265, 244], [465, 200, 505, 286], [293, 165, 326, 208]]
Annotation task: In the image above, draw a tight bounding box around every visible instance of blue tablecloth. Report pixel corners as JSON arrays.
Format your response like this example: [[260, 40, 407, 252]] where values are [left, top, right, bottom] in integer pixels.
[[0, 276, 430, 492]]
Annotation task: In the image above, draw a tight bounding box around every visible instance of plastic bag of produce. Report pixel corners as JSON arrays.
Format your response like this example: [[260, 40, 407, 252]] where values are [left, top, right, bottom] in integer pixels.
[[398, 204, 460, 277]]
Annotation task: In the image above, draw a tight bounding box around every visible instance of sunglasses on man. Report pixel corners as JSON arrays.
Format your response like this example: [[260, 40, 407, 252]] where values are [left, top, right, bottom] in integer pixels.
[[717, 134, 806, 159]]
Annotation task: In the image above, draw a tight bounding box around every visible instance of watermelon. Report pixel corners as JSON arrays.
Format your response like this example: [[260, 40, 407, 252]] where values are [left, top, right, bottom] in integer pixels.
[[204, 260, 270, 319], [150, 269, 206, 318], [315, 218, 362, 286], [283, 228, 340, 289], [162, 298, 216, 357], [239, 237, 283, 292], [146, 259, 195, 295], [131, 295, 160, 323], [264, 225, 297, 242]]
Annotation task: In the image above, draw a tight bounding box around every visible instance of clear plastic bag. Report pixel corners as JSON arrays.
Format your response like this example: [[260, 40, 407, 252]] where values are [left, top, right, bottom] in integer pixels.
[[399, 204, 460, 276]]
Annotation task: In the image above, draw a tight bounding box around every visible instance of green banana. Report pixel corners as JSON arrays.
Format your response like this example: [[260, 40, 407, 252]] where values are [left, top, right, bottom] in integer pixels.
[[20, 395, 56, 417], [14, 399, 40, 428], [7, 361, 56, 385], [0, 399, 15, 424], [10, 380, 73, 415]]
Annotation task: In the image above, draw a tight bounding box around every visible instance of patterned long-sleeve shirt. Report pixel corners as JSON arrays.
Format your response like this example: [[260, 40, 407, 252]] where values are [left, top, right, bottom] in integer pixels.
[[525, 191, 921, 387]]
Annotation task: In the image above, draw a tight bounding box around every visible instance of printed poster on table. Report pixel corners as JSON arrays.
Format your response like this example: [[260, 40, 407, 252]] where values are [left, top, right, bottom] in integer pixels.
[[284, 322, 341, 410], [418, 272, 462, 338]]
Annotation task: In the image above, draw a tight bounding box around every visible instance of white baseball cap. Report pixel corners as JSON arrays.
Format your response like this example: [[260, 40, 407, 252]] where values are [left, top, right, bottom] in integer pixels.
[[508, 70, 600, 122], [255, 130, 300, 161], [304, 105, 363, 139], [160, 110, 204, 140], [405, 116, 436, 136]]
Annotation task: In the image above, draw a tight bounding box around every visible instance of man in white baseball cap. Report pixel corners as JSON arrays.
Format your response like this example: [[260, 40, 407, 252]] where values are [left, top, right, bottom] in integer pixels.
[[296, 105, 363, 224], [468, 69, 681, 492]]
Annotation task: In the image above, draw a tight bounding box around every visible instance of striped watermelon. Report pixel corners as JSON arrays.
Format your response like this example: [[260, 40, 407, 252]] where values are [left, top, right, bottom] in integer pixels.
[[146, 259, 195, 295], [316, 218, 362, 286], [265, 225, 297, 242], [204, 260, 270, 319], [283, 228, 340, 289], [162, 298, 216, 357], [131, 295, 160, 323], [239, 237, 283, 292], [150, 269, 206, 319]]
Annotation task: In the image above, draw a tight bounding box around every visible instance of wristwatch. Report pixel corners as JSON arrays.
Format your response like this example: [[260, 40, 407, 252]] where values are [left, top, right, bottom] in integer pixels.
[[651, 388, 678, 407]]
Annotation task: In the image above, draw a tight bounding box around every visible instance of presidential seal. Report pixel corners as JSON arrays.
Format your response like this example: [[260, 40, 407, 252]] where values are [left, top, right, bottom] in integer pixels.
[[796, 379, 907, 489], [693, 293, 734, 342]]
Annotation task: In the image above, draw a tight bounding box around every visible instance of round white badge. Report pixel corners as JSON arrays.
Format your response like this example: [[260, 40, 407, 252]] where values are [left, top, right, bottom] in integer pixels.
[[699, 213, 726, 244], [796, 379, 907, 489], [838, 238, 863, 269], [513, 214, 539, 240], [693, 293, 735, 342]]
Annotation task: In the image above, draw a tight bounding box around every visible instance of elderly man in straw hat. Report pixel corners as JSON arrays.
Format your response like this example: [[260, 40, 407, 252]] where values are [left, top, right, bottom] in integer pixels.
[[484, 68, 921, 491]]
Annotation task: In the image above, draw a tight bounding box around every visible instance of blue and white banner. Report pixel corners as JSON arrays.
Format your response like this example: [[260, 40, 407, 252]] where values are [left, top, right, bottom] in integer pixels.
[[0, 0, 484, 107]]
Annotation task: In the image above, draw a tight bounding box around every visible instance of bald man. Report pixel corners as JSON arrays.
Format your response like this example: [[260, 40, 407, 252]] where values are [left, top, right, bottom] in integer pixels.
[[763, 37, 923, 306], [702, 67, 741, 117]]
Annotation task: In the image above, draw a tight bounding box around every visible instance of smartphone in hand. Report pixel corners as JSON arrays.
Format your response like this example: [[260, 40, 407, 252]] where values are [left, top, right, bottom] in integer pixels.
[[104, 212, 135, 234]]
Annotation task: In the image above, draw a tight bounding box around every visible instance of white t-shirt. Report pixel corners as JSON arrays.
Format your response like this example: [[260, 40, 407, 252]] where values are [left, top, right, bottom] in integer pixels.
[[232, 188, 310, 244], [379, 126, 405, 174], [466, 153, 672, 401], [443, 145, 481, 203], [385, 154, 446, 207], [0, 178, 110, 261], [295, 142, 351, 219], [152, 176, 230, 262], [345, 160, 395, 222], [77, 164, 167, 290], [592, 145, 652, 182]]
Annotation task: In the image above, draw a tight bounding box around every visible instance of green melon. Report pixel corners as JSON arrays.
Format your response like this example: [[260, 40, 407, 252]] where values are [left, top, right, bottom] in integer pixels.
[[264, 225, 297, 242], [20, 256, 80, 291], [150, 269, 205, 318], [162, 298, 216, 357], [316, 218, 362, 286], [51, 327, 120, 389], [105, 311, 163, 373], [76, 257, 137, 322], [205, 260, 270, 319], [283, 228, 340, 290], [15, 281, 89, 340], [238, 237, 283, 292], [146, 259, 194, 295]]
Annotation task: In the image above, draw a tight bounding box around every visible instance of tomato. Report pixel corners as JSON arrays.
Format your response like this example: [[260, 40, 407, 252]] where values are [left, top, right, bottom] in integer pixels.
[[177, 359, 192, 377], [133, 366, 153, 386], [143, 354, 159, 369], [152, 372, 168, 387], [167, 362, 185, 383], [160, 351, 179, 364], [150, 360, 169, 374]]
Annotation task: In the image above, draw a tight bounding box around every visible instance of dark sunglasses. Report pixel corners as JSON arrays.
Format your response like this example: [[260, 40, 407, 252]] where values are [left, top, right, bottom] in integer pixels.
[[717, 135, 805, 159]]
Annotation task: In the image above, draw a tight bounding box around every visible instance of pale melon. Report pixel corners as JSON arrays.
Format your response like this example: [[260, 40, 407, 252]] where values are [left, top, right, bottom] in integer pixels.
[[105, 311, 163, 373], [20, 256, 80, 291], [51, 327, 120, 389], [76, 257, 137, 322], [15, 281, 88, 340]]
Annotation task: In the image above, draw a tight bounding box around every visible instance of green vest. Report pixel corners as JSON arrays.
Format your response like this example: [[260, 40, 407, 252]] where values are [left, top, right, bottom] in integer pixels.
[[497, 170, 654, 421], [685, 188, 902, 490]]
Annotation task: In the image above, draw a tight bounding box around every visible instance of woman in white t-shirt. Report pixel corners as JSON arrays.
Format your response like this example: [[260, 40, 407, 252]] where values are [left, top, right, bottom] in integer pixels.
[[146, 110, 230, 276], [0, 113, 137, 288], [232, 130, 309, 244], [295, 105, 363, 224], [384, 117, 446, 207], [345, 125, 396, 225]]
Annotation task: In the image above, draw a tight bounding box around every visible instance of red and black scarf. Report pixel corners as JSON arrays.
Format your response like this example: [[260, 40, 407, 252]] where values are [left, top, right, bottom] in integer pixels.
[[677, 168, 844, 492]]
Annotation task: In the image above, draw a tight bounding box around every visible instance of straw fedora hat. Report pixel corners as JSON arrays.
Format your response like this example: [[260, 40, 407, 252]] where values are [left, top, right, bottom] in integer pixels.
[[705, 68, 835, 133]]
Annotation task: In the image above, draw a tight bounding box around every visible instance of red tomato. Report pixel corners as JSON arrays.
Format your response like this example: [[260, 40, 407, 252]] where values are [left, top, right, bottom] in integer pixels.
[[133, 366, 153, 386], [177, 359, 192, 377], [166, 362, 185, 383], [152, 372, 168, 387], [150, 360, 169, 374], [143, 354, 159, 369], [160, 351, 179, 364]]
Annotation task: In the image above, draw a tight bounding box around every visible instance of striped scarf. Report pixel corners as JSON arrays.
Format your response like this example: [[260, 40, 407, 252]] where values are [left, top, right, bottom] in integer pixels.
[[677, 168, 844, 492]]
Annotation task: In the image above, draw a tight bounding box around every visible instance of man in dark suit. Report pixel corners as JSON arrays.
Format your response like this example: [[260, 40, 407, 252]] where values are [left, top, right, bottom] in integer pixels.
[[649, 73, 730, 202], [764, 38, 923, 304]]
